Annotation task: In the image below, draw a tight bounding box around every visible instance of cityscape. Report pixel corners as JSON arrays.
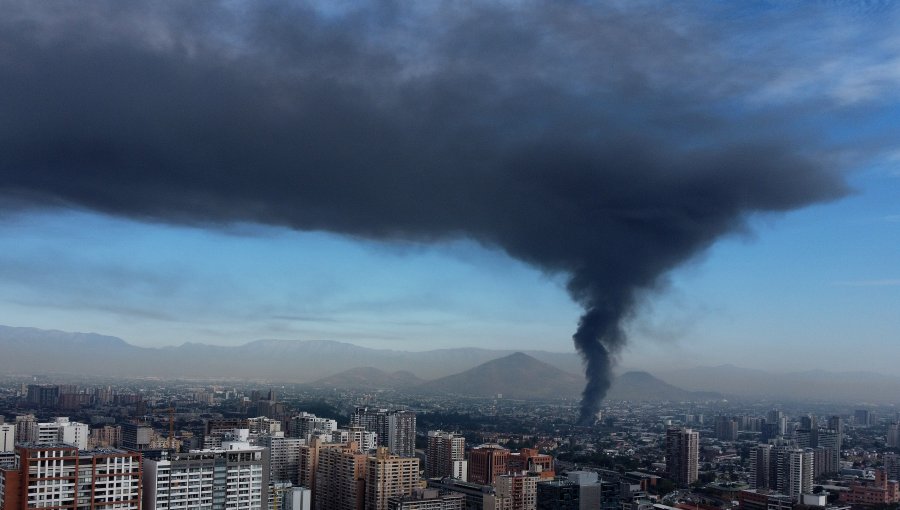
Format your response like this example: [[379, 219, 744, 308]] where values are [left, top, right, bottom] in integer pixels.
[[1, 2, 899, 510], [1, 332, 900, 509]]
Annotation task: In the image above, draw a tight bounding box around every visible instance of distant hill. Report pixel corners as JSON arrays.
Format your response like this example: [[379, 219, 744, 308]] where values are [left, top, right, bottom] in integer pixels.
[[418, 352, 584, 398], [657, 364, 900, 403], [417, 354, 719, 401], [308, 366, 424, 390], [0, 325, 581, 381], [605, 371, 721, 401]]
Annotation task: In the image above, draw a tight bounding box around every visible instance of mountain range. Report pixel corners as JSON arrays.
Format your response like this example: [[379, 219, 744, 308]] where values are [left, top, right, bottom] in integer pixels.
[[0, 325, 582, 381], [308, 352, 719, 401], [2, 325, 898, 403]]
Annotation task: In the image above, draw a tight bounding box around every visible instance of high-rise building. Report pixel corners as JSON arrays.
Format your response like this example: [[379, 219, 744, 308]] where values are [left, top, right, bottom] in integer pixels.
[[352, 408, 416, 458], [784, 450, 814, 500], [817, 429, 841, 475], [0, 426, 13, 453], [121, 423, 154, 451], [828, 416, 843, 434], [665, 428, 699, 487], [426, 431, 466, 480], [566, 471, 605, 510], [885, 453, 900, 481], [366, 447, 420, 510], [89, 425, 122, 449], [766, 411, 786, 436], [888, 422, 900, 448], [749, 445, 772, 489], [17, 417, 90, 449], [143, 438, 268, 510], [0, 444, 141, 510], [495, 473, 539, 510], [468, 444, 509, 485], [315, 442, 368, 510], [299, 437, 342, 502], [536, 479, 579, 510], [26, 385, 59, 408], [715, 417, 739, 442], [333, 426, 379, 452], [12, 416, 35, 444], [855, 410, 873, 428], [288, 413, 338, 442], [258, 433, 303, 485], [388, 412, 417, 458]]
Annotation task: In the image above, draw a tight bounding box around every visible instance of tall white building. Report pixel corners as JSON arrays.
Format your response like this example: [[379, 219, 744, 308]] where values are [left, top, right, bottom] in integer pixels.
[[143, 431, 269, 510], [22, 417, 90, 449], [288, 413, 337, 442], [0, 425, 14, 452], [332, 426, 378, 452], [785, 450, 814, 500]]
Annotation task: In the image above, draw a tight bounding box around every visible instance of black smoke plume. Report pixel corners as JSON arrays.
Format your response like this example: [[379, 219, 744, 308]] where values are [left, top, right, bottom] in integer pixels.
[[0, 2, 848, 421]]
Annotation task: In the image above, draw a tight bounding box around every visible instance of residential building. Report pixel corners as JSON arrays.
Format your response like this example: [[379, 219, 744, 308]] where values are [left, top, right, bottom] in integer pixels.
[[665, 428, 698, 487], [143, 435, 268, 510], [315, 442, 367, 510], [288, 413, 337, 442], [749, 445, 772, 489], [366, 447, 420, 510], [333, 426, 378, 453], [426, 431, 466, 480], [495, 473, 539, 510], [352, 408, 416, 458], [258, 433, 303, 485], [888, 422, 900, 448], [0, 427, 12, 453], [0, 443, 141, 510]]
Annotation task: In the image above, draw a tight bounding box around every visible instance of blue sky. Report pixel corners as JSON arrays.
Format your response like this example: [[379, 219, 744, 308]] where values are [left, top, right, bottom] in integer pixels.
[[0, 1, 898, 375], [1, 163, 896, 373]]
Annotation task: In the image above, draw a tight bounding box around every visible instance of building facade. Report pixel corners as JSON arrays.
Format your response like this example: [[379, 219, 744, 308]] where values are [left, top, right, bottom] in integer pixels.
[[143, 443, 268, 510], [0, 444, 141, 510], [366, 447, 420, 510], [426, 431, 466, 480], [665, 428, 698, 487]]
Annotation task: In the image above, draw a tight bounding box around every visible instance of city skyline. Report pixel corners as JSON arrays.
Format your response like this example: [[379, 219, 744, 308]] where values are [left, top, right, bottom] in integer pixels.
[[0, 1, 898, 381]]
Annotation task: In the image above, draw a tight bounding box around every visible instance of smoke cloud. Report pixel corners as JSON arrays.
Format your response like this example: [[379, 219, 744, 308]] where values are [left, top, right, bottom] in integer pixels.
[[0, 2, 851, 420]]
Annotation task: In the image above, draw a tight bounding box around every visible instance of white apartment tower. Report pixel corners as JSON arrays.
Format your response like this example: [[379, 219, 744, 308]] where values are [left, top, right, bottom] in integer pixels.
[[143, 434, 268, 510], [0, 425, 14, 452]]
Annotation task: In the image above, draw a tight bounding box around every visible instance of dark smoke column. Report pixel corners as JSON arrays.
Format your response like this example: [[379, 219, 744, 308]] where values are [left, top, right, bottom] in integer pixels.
[[573, 302, 625, 425]]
